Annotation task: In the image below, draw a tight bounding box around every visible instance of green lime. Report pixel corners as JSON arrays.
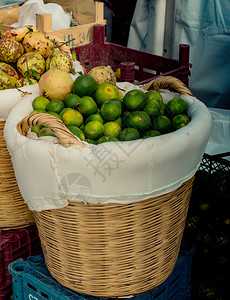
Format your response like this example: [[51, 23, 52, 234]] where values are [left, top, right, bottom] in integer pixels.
[[47, 111, 62, 120], [38, 126, 56, 137], [64, 93, 81, 108], [62, 108, 83, 127], [77, 96, 97, 116], [143, 99, 161, 117], [101, 100, 121, 121], [143, 130, 161, 138], [119, 128, 140, 141], [59, 107, 73, 118], [145, 90, 163, 104], [121, 111, 131, 128], [110, 98, 123, 111], [159, 103, 166, 116], [172, 114, 190, 131], [166, 97, 187, 116], [79, 123, 85, 131], [46, 100, 65, 114], [127, 111, 151, 131], [84, 120, 104, 140], [32, 96, 50, 110], [73, 75, 97, 97], [94, 83, 120, 107], [123, 89, 146, 111], [31, 125, 42, 135], [85, 113, 104, 124], [85, 138, 97, 144], [118, 90, 124, 99], [104, 122, 121, 138], [97, 136, 119, 144], [67, 125, 85, 140], [114, 117, 122, 127], [31, 109, 47, 114], [153, 116, 171, 133]]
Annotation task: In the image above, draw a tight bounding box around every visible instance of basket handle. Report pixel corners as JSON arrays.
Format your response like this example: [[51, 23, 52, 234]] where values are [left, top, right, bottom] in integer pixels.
[[17, 113, 85, 148], [142, 76, 193, 96]]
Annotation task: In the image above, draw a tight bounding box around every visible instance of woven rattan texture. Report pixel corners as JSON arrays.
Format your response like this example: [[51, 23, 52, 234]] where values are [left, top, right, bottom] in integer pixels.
[[34, 177, 194, 298], [0, 121, 34, 230], [17, 113, 84, 147], [142, 76, 193, 95]]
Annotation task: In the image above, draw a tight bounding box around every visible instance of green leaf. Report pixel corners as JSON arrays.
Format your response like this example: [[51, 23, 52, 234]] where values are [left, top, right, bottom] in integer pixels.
[[31, 70, 41, 80], [71, 49, 77, 61]]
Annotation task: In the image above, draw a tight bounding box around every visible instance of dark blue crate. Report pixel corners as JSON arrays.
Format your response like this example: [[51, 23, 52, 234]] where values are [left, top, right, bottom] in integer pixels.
[[8, 241, 195, 300]]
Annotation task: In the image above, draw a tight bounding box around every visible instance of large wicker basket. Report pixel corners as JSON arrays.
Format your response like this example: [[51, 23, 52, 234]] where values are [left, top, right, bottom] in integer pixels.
[[0, 120, 34, 230], [17, 76, 196, 298]]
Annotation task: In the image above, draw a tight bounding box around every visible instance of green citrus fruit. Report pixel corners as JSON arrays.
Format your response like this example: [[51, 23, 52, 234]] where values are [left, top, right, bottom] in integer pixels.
[[47, 111, 62, 120], [143, 99, 161, 117], [159, 103, 166, 116], [62, 108, 83, 127], [31, 109, 47, 114], [172, 114, 190, 130], [101, 100, 121, 121], [85, 113, 104, 124], [79, 123, 85, 131], [64, 93, 81, 108], [84, 120, 104, 140], [119, 128, 140, 141], [104, 122, 121, 138], [85, 138, 97, 144], [145, 90, 163, 104], [73, 74, 97, 97], [59, 107, 73, 118], [32, 96, 50, 110], [114, 117, 122, 127], [127, 111, 151, 131], [121, 111, 131, 128], [110, 98, 123, 111], [77, 96, 97, 116], [67, 125, 85, 140], [153, 116, 171, 133], [38, 127, 56, 137], [118, 90, 124, 99], [31, 125, 42, 135], [123, 89, 147, 111], [46, 100, 65, 114], [97, 136, 119, 144], [166, 97, 187, 116], [143, 130, 161, 138], [94, 83, 120, 107]]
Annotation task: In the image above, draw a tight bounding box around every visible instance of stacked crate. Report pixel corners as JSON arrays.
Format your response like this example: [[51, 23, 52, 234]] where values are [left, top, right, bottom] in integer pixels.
[[0, 225, 42, 299], [184, 153, 230, 299], [8, 241, 196, 300]]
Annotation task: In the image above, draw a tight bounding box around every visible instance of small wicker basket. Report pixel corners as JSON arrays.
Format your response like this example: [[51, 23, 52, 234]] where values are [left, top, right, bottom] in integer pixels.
[[17, 76, 195, 298], [0, 35, 73, 231], [0, 121, 34, 231]]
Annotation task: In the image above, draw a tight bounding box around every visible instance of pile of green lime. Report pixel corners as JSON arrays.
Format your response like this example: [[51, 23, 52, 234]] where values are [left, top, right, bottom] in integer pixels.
[[30, 74, 191, 144]]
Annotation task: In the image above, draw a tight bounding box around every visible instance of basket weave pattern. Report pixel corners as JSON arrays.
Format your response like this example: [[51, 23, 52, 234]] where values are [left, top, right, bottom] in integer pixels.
[[17, 76, 196, 297], [34, 177, 193, 298], [0, 121, 34, 230]]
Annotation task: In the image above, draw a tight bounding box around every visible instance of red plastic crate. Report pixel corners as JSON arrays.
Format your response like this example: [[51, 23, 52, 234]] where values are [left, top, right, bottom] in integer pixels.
[[0, 225, 42, 299], [71, 25, 191, 87]]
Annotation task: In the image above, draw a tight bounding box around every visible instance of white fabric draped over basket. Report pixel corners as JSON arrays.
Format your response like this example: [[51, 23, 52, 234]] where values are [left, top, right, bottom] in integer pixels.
[[4, 84, 212, 211]]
